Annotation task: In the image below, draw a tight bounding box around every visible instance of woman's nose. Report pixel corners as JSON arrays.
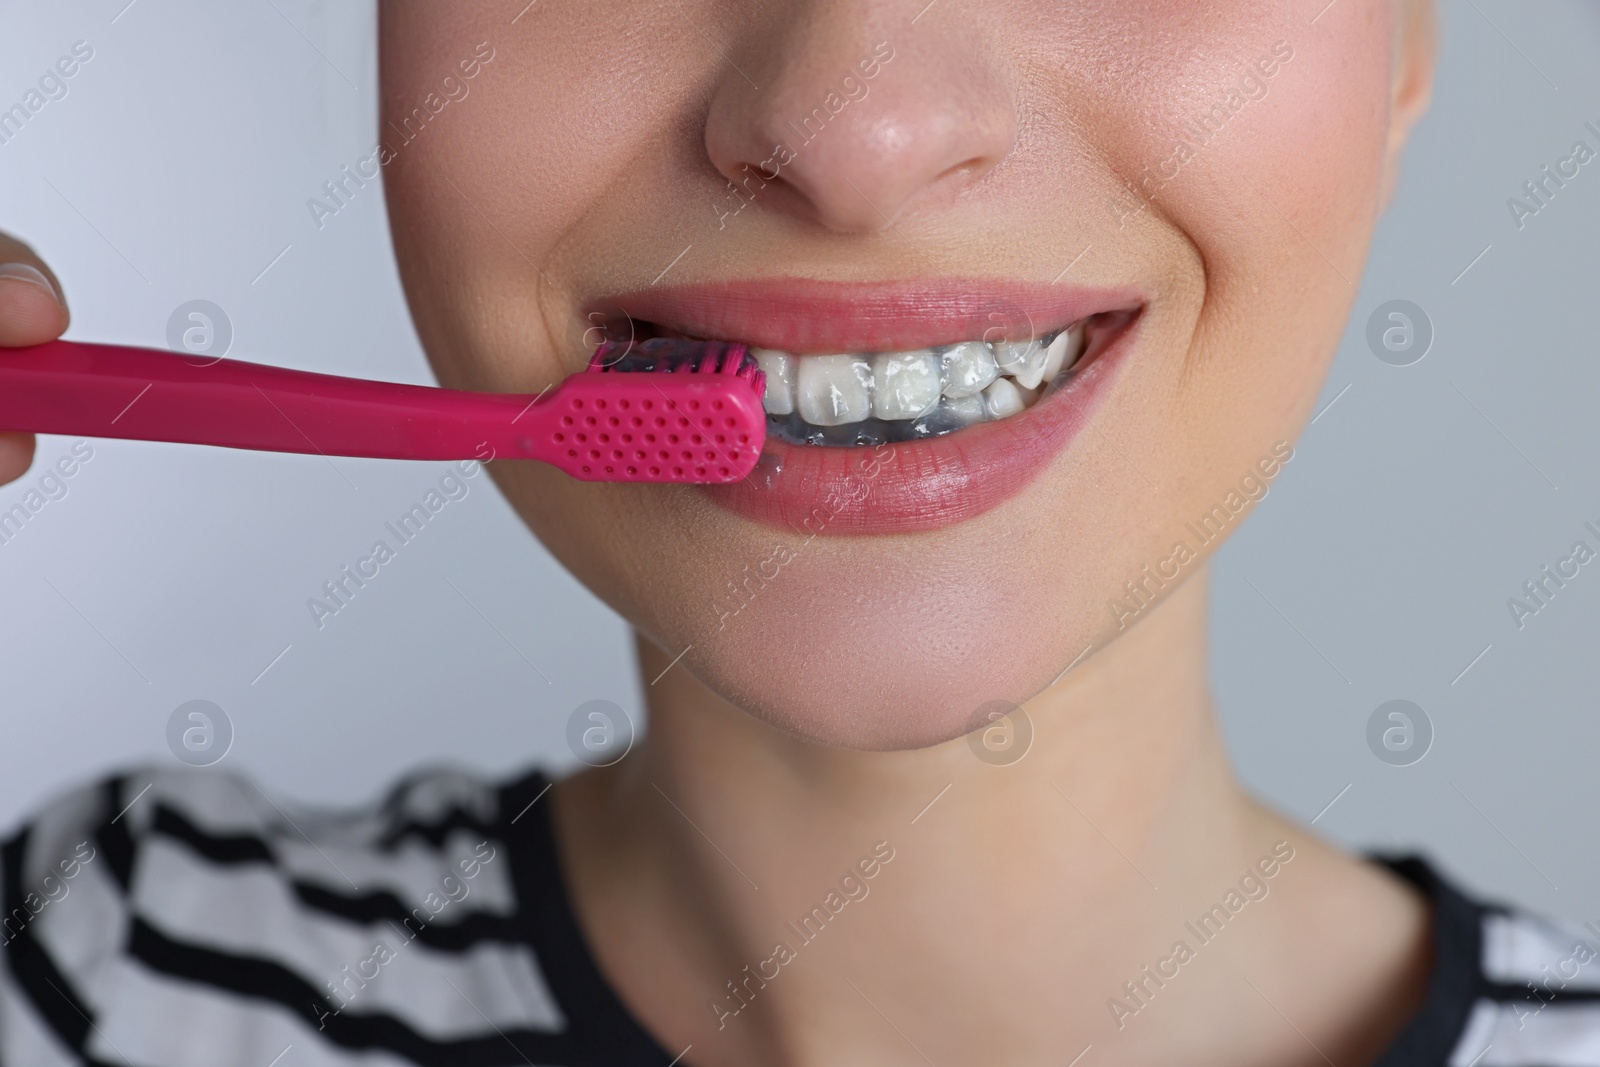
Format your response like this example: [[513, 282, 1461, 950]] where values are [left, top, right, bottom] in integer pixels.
[[704, 9, 1018, 233]]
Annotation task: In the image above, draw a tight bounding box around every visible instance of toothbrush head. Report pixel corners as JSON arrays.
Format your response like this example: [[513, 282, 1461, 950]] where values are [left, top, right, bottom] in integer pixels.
[[587, 337, 761, 379], [541, 339, 767, 483]]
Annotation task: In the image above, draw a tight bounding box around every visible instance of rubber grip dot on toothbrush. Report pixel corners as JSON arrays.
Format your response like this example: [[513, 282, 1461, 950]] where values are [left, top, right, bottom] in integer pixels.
[[560, 393, 742, 481]]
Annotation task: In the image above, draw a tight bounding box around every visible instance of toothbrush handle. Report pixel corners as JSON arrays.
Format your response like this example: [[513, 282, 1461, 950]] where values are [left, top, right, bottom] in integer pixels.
[[0, 340, 551, 462]]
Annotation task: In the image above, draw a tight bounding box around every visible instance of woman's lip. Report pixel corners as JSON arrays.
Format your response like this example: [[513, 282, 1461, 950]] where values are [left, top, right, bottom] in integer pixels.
[[590, 278, 1145, 353], [702, 310, 1142, 535]]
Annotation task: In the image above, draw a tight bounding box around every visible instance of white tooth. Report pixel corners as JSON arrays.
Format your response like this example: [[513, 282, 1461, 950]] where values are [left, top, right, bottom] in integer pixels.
[[796, 355, 873, 426], [940, 342, 999, 399], [992, 341, 1028, 375], [994, 340, 1049, 389], [1040, 323, 1085, 383], [944, 394, 986, 424], [871, 350, 941, 420], [753, 348, 796, 415], [983, 377, 1026, 420]]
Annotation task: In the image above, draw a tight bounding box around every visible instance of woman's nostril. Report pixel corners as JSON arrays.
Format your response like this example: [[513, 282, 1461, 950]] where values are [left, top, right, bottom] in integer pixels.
[[936, 154, 1001, 190]]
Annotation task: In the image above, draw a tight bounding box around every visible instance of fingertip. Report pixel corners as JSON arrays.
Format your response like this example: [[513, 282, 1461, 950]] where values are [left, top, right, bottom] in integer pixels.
[[0, 271, 70, 347], [0, 432, 37, 486]]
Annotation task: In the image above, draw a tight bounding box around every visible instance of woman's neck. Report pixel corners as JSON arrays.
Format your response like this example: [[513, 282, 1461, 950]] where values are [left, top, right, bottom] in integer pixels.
[[553, 568, 1430, 1067]]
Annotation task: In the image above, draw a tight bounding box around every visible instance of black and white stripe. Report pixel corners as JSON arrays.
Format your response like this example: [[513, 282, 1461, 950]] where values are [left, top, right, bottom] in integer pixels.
[[4, 770, 1598, 1066], [1443, 909, 1600, 1066], [1360, 858, 1600, 1067], [1, 768, 671, 1066]]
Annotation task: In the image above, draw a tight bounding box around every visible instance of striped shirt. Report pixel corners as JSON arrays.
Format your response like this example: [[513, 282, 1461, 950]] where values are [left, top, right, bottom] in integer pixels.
[[1, 767, 1596, 1066]]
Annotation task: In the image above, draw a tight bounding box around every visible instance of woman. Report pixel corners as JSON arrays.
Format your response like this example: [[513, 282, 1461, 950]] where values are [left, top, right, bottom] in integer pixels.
[[3, 1, 1596, 1064]]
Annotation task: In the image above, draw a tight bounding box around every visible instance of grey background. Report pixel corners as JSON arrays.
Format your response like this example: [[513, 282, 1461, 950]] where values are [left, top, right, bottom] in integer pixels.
[[0, 1, 1596, 922]]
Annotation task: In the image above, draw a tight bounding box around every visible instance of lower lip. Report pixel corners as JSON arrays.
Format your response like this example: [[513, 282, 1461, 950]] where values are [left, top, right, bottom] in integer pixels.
[[702, 317, 1140, 535]]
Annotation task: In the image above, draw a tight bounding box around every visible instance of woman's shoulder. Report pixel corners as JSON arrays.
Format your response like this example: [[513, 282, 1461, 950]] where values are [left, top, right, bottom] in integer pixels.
[[1374, 855, 1600, 1067], [0, 764, 637, 1067], [2, 764, 532, 924]]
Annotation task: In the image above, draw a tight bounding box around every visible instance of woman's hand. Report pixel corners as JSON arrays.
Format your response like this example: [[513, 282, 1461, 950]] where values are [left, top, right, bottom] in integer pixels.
[[0, 234, 70, 486]]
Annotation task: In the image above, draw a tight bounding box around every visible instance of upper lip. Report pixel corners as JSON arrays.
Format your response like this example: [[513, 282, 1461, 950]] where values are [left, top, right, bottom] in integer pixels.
[[589, 278, 1145, 354]]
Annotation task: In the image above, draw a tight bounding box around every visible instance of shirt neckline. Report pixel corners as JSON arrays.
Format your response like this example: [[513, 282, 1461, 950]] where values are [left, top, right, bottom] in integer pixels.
[[500, 770, 679, 1064], [502, 770, 1485, 1066], [1365, 853, 1488, 1067]]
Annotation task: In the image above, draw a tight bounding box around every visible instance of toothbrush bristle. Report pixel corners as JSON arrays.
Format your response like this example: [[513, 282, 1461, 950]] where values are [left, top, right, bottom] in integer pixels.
[[590, 338, 757, 377]]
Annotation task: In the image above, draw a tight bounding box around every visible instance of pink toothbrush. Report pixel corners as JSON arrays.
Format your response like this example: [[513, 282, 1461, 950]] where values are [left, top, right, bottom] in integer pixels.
[[0, 338, 767, 483]]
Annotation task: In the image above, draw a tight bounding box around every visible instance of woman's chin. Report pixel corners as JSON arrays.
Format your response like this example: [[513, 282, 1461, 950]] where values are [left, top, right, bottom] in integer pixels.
[[683, 633, 1050, 752], [639, 548, 1090, 750], [726, 680, 992, 752]]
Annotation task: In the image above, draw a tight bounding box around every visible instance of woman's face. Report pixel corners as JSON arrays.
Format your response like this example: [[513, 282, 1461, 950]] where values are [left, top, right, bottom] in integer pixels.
[[379, 0, 1426, 749]]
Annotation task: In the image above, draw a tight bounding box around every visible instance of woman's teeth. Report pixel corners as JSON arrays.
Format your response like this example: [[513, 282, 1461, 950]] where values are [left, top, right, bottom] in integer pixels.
[[755, 323, 1085, 447]]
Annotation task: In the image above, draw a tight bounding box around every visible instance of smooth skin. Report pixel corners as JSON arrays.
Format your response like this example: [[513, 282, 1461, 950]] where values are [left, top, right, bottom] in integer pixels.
[[3, 1, 1437, 1064]]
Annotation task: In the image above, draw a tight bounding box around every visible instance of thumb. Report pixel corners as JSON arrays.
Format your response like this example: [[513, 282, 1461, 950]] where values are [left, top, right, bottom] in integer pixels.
[[0, 233, 72, 485], [0, 236, 70, 346]]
